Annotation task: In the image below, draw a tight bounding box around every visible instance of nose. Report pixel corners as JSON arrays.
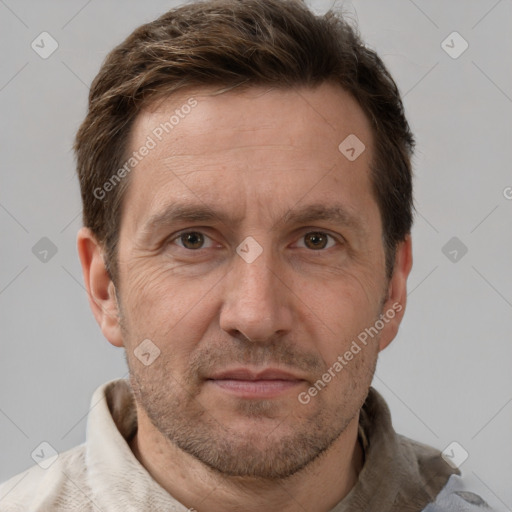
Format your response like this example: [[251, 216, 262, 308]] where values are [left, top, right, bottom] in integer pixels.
[[219, 246, 294, 343]]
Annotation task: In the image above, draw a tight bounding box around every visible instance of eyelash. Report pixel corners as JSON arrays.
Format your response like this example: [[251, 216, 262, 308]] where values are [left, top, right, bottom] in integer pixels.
[[169, 230, 341, 251]]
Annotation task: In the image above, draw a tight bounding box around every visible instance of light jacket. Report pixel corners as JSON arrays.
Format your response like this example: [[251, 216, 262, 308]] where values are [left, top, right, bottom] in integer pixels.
[[0, 379, 496, 511]]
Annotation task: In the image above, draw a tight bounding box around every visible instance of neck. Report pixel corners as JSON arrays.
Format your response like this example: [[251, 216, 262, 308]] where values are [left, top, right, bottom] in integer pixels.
[[129, 406, 364, 512]]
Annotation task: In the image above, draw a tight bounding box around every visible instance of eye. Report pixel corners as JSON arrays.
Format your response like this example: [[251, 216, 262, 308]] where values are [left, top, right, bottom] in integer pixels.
[[173, 231, 213, 250], [297, 231, 337, 250]]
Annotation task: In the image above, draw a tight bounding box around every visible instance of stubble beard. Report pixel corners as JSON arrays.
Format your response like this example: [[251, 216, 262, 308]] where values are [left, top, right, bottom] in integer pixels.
[[118, 289, 381, 481], [126, 343, 377, 481]]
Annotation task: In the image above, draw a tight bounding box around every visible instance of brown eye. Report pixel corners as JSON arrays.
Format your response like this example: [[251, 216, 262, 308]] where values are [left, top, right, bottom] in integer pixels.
[[303, 232, 329, 250], [179, 232, 205, 249]]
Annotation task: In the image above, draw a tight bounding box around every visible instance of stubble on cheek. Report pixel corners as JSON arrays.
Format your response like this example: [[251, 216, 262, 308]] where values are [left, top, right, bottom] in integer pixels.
[[114, 265, 387, 479]]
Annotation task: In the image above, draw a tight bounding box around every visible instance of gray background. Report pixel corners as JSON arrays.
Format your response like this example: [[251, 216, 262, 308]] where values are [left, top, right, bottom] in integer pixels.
[[1, 0, 511, 509]]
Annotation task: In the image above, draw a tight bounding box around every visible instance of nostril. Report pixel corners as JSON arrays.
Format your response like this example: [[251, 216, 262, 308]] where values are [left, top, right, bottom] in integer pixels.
[[238, 328, 253, 342]]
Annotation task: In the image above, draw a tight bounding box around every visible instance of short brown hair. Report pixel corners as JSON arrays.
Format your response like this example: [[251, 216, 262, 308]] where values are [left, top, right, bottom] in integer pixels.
[[75, 0, 414, 281]]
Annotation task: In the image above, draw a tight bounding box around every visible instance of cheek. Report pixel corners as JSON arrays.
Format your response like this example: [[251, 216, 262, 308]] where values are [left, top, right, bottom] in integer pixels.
[[298, 272, 385, 362], [301, 265, 384, 320], [121, 264, 221, 347]]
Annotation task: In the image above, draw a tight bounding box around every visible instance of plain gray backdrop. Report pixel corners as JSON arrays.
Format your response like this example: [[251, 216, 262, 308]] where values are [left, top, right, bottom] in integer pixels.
[[1, 0, 511, 509]]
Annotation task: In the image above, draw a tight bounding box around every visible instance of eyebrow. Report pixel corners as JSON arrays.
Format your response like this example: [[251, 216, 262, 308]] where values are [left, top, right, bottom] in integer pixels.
[[140, 201, 365, 238], [274, 203, 365, 233], [141, 204, 238, 236]]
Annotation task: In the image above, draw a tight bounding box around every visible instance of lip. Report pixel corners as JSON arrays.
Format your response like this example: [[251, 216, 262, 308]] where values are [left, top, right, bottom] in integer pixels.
[[206, 367, 306, 399], [208, 367, 303, 381]]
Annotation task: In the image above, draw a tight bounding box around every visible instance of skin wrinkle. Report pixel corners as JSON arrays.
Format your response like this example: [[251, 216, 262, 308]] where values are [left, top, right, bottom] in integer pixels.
[[79, 83, 412, 512]]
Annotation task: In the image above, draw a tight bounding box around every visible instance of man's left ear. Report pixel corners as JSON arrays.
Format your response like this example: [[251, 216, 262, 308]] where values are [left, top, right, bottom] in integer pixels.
[[378, 235, 413, 352]]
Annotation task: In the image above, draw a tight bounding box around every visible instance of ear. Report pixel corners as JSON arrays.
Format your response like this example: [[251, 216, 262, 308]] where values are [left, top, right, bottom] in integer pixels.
[[378, 235, 413, 352], [77, 227, 124, 347]]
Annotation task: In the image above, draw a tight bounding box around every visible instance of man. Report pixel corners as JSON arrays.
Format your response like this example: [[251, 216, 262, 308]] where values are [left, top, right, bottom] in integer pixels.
[[0, 0, 496, 510]]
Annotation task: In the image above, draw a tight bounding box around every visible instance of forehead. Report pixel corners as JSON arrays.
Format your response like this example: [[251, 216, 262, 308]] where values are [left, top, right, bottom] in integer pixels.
[[134, 83, 371, 154], [121, 83, 377, 232]]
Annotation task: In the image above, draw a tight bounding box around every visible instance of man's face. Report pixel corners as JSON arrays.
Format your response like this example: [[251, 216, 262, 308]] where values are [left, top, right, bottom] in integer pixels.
[[112, 83, 400, 479]]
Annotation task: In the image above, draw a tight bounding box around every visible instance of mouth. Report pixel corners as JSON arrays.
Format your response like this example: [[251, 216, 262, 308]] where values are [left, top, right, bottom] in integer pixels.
[[206, 367, 306, 399]]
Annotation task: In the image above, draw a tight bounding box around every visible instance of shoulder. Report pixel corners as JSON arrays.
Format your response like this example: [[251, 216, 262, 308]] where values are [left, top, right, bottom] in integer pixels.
[[0, 444, 89, 511], [423, 474, 499, 512], [394, 435, 499, 512]]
